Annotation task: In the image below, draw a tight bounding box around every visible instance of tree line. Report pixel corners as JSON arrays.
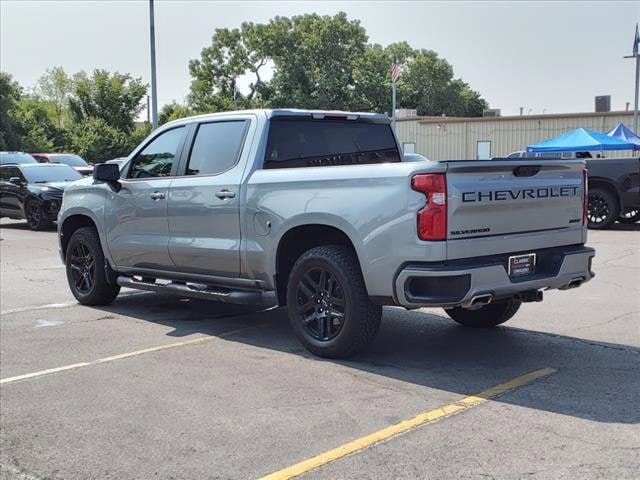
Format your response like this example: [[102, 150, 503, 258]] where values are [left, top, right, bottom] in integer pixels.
[[1, 12, 488, 162], [1, 68, 150, 162]]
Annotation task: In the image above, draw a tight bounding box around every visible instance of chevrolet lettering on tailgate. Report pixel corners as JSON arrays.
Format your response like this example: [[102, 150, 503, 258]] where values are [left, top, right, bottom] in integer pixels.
[[462, 186, 580, 203]]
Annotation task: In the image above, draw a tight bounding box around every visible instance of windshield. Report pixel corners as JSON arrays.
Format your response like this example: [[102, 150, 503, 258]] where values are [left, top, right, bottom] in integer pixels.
[[22, 165, 83, 183], [0, 153, 38, 165], [51, 154, 89, 166]]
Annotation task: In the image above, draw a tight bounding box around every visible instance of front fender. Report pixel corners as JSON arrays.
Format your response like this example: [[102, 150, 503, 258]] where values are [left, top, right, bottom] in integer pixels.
[[57, 186, 110, 266]]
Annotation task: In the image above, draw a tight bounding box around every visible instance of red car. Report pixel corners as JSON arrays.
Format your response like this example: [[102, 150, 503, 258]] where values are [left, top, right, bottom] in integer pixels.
[[31, 153, 94, 176]]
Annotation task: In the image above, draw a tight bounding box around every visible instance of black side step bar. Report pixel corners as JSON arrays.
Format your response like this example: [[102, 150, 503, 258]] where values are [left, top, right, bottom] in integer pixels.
[[116, 275, 275, 307]]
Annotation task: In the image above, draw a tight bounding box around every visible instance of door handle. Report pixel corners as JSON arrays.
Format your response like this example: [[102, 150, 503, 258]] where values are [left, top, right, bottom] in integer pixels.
[[150, 191, 166, 200], [215, 190, 236, 199]]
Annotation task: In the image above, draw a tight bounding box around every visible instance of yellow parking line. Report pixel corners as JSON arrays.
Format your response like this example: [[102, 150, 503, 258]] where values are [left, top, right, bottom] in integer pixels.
[[260, 367, 557, 480], [0, 326, 256, 385]]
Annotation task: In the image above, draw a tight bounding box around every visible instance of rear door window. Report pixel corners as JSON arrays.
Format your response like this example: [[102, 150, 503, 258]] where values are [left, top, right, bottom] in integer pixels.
[[264, 120, 400, 169], [1, 166, 24, 182], [186, 121, 248, 176]]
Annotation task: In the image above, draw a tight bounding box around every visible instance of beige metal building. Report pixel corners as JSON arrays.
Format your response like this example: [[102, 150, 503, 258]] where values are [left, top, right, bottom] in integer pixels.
[[396, 111, 634, 160]]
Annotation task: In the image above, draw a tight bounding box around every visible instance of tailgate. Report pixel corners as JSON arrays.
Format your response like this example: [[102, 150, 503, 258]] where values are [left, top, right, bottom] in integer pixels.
[[445, 159, 585, 259]]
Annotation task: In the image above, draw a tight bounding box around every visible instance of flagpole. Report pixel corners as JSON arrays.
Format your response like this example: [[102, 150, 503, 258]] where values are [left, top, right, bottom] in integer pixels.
[[392, 80, 396, 132], [634, 54, 639, 134]]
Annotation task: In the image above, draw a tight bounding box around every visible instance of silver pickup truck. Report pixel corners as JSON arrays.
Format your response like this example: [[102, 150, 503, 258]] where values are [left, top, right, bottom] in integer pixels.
[[58, 109, 595, 358]]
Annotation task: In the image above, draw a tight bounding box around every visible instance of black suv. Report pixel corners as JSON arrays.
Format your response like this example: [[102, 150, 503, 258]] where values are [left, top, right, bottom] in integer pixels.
[[0, 163, 82, 230]]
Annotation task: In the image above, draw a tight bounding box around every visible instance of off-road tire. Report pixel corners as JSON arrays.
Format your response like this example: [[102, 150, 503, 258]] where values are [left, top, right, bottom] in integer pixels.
[[286, 245, 382, 359], [66, 226, 120, 305], [445, 298, 522, 328], [26, 200, 52, 231], [587, 187, 620, 229]]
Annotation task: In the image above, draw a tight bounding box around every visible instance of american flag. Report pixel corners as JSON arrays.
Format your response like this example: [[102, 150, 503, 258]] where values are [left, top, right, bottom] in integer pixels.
[[391, 56, 400, 83]]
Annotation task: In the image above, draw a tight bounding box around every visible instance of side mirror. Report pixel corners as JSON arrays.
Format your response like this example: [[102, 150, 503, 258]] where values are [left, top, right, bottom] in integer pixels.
[[93, 163, 120, 182], [9, 177, 24, 186]]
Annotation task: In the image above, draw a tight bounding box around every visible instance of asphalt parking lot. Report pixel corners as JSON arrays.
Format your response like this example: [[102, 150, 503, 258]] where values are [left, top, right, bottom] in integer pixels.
[[0, 218, 638, 480]]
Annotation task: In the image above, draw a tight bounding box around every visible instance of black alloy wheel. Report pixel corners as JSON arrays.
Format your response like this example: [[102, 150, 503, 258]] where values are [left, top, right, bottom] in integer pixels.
[[65, 227, 120, 305], [587, 187, 619, 229], [286, 245, 382, 358], [69, 241, 95, 294], [295, 267, 345, 341], [26, 201, 49, 230]]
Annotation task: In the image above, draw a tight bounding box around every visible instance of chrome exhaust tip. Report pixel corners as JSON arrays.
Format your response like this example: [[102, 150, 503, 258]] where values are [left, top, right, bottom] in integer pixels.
[[465, 293, 493, 309]]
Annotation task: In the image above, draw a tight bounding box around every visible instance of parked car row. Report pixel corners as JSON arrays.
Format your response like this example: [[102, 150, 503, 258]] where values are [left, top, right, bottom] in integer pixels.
[[31, 153, 94, 176], [0, 163, 82, 230], [0, 151, 93, 175], [0, 151, 98, 230]]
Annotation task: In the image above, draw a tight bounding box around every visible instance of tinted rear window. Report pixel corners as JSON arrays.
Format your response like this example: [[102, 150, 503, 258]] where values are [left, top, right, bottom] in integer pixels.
[[51, 154, 88, 166], [186, 121, 247, 176], [22, 165, 82, 183], [0, 153, 38, 165], [264, 120, 400, 169]]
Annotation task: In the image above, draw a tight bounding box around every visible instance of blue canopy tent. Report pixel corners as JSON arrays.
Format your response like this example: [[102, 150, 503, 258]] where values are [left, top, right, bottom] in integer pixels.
[[527, 128, 634, 153], [606, 122, 640, 149]]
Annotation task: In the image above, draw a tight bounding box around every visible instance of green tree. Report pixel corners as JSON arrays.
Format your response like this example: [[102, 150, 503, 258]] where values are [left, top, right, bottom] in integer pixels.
[[0, 72, 22, 150], [396, 49, 488, 117], [264, 13, 368, 109], [67, 117, 130, 162], [34, 66, 73, 127], [350, 42, 415, 113], [12, 96, 62, 152], [187, 13, 488, 116], [188, 26, 268, 112], [69, 70, 147, 132], [159, 101, 193, 125]]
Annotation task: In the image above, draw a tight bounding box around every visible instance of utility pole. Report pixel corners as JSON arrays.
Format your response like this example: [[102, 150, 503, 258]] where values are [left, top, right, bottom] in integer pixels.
[[149, 0, 158, 130], [233, 77, 238, 109], [624, 23, 640, 133]]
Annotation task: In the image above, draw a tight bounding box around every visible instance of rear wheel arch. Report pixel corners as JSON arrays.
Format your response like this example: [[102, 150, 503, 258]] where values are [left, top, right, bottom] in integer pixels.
[[275, 224, 362, 306], [588, 178, 622, 206]]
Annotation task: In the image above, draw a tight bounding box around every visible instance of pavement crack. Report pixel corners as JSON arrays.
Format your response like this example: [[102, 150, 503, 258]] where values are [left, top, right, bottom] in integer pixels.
[[510, 327, 640, 354], [569, 311, 640, 332], [537, 425, 640, 451], [600, 249, 636, 266]]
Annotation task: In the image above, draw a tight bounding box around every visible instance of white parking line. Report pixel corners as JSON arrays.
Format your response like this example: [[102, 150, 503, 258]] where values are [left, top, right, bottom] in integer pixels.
[[1, 302, 77, 316], [0, 325, 258, 385], [0, 291, 148, 316]]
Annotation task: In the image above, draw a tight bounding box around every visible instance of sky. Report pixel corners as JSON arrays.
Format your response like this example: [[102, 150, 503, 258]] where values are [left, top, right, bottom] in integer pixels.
[[1, 0, 639, 116]]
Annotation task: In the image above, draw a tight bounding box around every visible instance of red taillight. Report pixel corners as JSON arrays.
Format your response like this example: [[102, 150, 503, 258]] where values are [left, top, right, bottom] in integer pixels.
[[412, 173, 447, 241], [583, 168, 589, 225]]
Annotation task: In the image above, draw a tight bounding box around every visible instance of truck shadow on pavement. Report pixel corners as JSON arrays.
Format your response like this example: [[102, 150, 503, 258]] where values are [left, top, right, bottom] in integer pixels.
[[608, 222, 640, 231], [0, 221, 57, 231], [95, 292, 640, 426]]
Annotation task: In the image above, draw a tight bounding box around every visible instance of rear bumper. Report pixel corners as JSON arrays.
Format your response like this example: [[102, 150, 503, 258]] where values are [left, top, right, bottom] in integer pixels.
[[394, 245, 595, 308]]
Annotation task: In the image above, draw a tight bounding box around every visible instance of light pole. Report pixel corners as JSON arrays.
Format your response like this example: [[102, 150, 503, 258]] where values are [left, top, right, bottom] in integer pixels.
[[624, 23, 640, 133], [149, 0, 158, 130]]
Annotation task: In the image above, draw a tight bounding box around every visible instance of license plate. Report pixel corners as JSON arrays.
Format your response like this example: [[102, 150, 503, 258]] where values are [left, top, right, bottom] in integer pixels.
[[508, 253, 536, 278]]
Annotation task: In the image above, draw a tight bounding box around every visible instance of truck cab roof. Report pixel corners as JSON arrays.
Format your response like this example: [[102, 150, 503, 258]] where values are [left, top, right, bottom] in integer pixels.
[[164, 109, 391, 128]]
